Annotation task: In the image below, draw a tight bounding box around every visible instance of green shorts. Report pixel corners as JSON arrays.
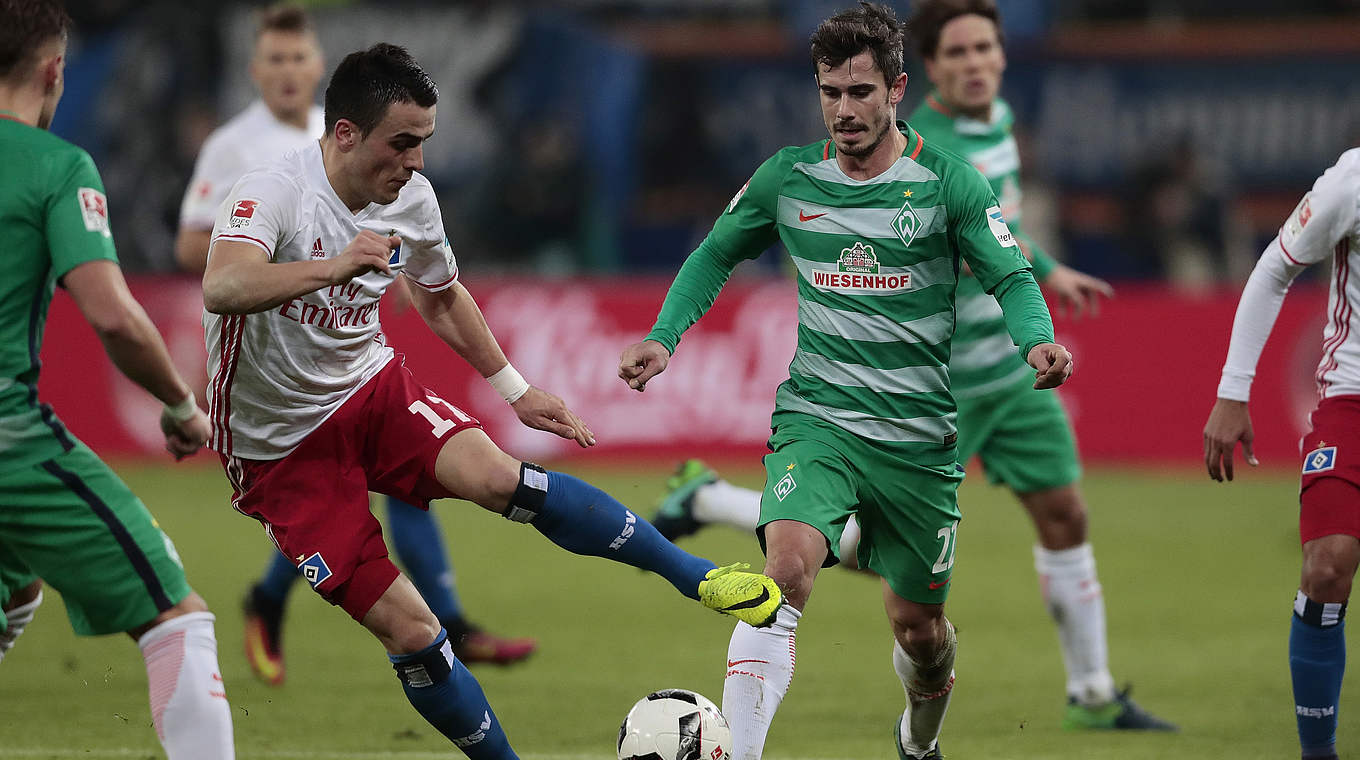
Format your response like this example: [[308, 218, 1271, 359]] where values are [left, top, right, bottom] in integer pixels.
[[0, 441, 190, 636], [756, 414, 964, 604], [955, 373, 1082, 494]]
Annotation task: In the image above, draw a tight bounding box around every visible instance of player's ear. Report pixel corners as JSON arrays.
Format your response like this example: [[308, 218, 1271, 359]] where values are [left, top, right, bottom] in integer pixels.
[[41, 53, 63, 93], [334, 118, 361, 151], [889, 72, 907, 106]]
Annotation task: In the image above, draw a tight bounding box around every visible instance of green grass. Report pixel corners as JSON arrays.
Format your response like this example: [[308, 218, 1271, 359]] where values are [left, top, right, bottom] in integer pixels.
[[0, 460, 1349, 759]]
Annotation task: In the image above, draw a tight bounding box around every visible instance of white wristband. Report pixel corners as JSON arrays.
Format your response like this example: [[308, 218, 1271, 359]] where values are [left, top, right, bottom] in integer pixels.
[[163, 392, 198, 423], [487, 364, 530, 404]]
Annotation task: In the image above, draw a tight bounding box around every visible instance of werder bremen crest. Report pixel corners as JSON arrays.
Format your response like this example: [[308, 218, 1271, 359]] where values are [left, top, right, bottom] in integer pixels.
[[892, 196, 922, 247], [839, 241, 879, 273]]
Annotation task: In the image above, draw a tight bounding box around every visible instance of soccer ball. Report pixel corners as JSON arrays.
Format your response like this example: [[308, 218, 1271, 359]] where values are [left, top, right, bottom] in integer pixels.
[[617, 688, 732, 760]]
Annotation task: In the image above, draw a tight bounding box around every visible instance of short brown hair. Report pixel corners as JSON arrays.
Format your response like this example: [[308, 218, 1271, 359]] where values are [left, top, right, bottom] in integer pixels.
[[256, 3, 311, 37], [809, 2, 905, 88], [0, 0, 69, 80], [906, 0, 1003, 60]]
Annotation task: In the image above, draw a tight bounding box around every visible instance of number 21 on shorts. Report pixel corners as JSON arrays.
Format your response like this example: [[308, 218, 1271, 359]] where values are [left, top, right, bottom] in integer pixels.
[[408, 394, 473, 437], [932, 520, 959, 574]]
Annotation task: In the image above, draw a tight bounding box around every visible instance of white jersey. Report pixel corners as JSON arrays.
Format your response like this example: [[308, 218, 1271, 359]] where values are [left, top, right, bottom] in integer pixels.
[[1218, 148, 1360, 401], [179, 100, 325, 230], [205, 142, 459, 459]]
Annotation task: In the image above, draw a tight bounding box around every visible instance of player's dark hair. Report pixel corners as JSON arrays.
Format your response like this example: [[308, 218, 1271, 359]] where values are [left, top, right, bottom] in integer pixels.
[[906, 0, 1004, 60], [324, 43, 438, 136], [256, 3, 311, 37], [0, 0, 69, 80], [809, 2, 905, 88]]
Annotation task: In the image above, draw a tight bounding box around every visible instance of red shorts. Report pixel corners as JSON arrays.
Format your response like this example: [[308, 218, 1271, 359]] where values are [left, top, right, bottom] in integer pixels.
[[222, 358, 481, 620], [1298, 395, 1360, 544]]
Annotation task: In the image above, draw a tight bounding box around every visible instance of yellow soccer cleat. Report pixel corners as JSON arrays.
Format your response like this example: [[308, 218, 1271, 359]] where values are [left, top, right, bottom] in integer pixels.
[[698, 562, 783, 627]]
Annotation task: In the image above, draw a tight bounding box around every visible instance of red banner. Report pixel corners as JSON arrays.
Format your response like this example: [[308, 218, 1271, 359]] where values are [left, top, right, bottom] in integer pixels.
[[38, 275, 1328, 468]]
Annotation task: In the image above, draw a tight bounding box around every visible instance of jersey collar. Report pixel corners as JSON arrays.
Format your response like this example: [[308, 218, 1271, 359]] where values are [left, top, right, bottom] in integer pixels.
[[823, 122, 924, 162]]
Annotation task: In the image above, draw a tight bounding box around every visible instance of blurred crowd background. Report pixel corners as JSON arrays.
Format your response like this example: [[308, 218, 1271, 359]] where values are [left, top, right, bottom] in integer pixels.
[[50, 0, 1360, 287]]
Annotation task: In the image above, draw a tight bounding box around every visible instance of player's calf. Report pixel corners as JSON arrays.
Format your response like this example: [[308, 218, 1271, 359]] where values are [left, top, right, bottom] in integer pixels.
[[137, 607, 234, 759]]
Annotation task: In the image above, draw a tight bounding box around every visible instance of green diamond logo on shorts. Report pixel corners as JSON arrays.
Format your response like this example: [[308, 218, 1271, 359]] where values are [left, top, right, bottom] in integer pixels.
[[773, 472, 797, 501], [892, 198, 922, 247], [838, 241, 879, 273]]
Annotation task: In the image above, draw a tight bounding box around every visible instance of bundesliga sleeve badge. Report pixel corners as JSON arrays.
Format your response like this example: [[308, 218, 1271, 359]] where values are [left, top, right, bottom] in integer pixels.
[[230, 199, 259, 229], [77, 187, 110, 237]]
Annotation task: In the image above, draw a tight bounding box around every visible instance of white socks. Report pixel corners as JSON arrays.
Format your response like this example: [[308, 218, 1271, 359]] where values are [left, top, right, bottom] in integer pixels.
[[892, 621, 956, 757], [138, 611, 235, 759], [694, 479, 762, 531], [0, 589, 43, 663], [1034, 543, 1116, 705], [722, 604, 800, 760]]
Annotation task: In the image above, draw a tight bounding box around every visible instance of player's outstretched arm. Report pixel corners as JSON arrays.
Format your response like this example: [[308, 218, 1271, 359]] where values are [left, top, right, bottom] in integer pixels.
[[618, 340, 671, 392], [1026, 343, 1073, 389], [409, 281, 595, 447], [1203, 398, 1257, 482], [62, 260, 210, 459], [201, 231, 395, 314], [1042, 264, 1114, 320]]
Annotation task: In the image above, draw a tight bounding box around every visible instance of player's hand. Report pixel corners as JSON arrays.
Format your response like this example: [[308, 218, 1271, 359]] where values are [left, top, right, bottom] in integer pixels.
[[1042, 265, 1114, 320], [618, 340, 671, 392], [328, 231, 397, 283], [1203, 397, 1257, 482], [511, 387, 596, 448], [1026, 342, 1073, 389], [159, 407, 210, 461]]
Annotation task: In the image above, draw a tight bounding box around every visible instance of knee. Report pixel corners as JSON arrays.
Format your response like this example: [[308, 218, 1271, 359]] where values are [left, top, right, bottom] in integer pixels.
[[388, 616, 444, 655], [888, 606, 947, 657], [763, 552, 818, 611], [1302, 553, 1357, 602]]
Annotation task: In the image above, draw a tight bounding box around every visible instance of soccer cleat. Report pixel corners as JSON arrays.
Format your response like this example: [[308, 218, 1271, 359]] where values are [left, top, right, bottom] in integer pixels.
[[697, 563, 783, 627], [1061, 685, 1178, 731], [449, 626, 538, 666], [651, 459, 717, 542], [241, 586, 286, 686], [894, 714, 944, 759]]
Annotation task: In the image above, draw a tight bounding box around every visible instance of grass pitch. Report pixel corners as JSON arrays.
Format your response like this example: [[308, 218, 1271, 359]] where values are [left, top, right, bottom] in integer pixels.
[[0, 459, 1348, 759]]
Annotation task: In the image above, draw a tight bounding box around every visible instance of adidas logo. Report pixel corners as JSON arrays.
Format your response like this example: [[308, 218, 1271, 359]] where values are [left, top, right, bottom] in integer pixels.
[[310, 237, 326, 259]]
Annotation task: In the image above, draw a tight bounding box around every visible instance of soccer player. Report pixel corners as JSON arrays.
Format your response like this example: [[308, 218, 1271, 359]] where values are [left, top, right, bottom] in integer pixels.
[[1204, 148, 1360, 760], [0, 1, 233, 756], [618, 5, 1071, 758], [175, 3, 533, 684], [201, 43, 782, 757], [649, 0, 1175, 734]]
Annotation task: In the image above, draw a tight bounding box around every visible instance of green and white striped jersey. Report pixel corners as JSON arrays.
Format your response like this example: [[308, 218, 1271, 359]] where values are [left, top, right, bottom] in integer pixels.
[[646, 122, 1053, 465], [908, 94, 1059, 397]]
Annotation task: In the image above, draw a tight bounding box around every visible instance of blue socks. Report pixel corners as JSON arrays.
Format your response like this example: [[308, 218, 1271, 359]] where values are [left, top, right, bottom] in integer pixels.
[[530, 470, 715, 599], [387, 496, 464, 624], [389, 629, 517, 758], [257, 550, 301, 604], [1290, 590, 1347, 758]]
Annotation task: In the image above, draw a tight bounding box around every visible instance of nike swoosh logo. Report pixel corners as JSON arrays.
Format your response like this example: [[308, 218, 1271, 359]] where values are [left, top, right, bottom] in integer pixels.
[[928, 578, 951, 590], [798, 210, 827, 222], [727, 658, 769, 668], [721, 587, 771, 611]]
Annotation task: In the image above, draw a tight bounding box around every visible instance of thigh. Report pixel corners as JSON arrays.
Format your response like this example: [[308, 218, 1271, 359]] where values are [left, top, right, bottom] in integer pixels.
[[364, 359, 483, 506], [225, 424, 394, 620], [1299, 397, 1360, 544], [757, 418, 861, 568], [0, 443, 190, 636], [974, 381, 1081, 493], [856, 449, 964, 606]]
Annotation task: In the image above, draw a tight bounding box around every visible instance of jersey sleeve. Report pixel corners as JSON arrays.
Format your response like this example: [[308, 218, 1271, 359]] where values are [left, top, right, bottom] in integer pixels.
[[1277, 149, 1360, 265], [644, 154, 784, 351], [46, 147, 118, 281], [400, 185, 458, 292], [946, 164, 1031, 292], [179, 133, 240, 230], [209, 170, 298, 262]]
